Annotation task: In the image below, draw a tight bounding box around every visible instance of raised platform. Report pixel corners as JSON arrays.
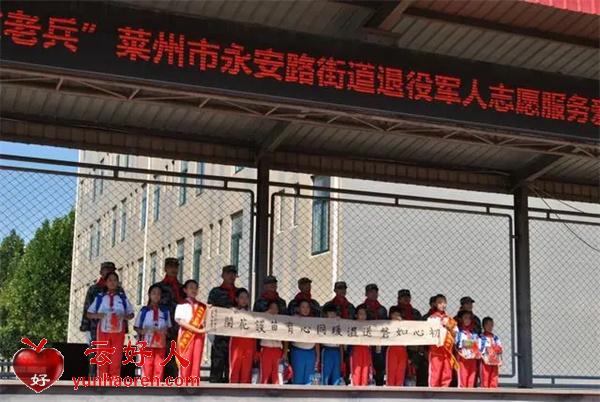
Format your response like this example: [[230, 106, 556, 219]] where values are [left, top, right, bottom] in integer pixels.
[[1, 381, 599, 402]]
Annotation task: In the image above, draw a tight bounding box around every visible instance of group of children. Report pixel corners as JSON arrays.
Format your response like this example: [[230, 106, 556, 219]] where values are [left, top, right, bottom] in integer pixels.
[[427, 294, 503, 389], [86, 273, 502, 388]]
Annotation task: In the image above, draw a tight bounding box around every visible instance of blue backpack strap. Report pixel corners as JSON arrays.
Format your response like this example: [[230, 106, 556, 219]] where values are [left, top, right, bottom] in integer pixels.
[[139, 306, 149, 326], [93, 293, 104, 312], [160, 306, 170, 321], [118, 292, 128, 310]]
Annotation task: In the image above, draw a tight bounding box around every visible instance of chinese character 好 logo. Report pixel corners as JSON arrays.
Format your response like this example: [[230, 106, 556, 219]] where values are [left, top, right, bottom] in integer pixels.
[[12, 338, 64, 393]]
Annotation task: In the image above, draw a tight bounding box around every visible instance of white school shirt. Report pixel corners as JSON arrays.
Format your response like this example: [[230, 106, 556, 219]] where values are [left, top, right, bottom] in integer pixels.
[[292, 341, 315, 349], [87, 292, 134, 333], [293, 315, 315, 349], [174, 301, 194, 323], [174, 298, 206, 337], [134, 306, 172, 348], [261, 339, 283, 348]]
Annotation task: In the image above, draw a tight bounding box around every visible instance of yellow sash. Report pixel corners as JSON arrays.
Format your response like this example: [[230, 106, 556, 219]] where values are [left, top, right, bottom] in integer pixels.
[[176, 301, 206, 367], [443, 317, 459, 371]]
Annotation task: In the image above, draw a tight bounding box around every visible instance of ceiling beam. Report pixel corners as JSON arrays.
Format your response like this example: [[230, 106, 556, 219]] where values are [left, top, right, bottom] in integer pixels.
[[364, 0, 415, 30], [511, 154, 564, 189], [402, 6, 599, 49], [2, 113, 598, 203]]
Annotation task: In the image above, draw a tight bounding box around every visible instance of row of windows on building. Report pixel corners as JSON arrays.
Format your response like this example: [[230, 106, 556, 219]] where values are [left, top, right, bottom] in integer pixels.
[[91, 155, 135, 202], [90, 159, 246, 206], [271, 177, 330, 255], [88, 186, 330, 261], [130, 212, 244, 304], [86, 157, 329, 258]]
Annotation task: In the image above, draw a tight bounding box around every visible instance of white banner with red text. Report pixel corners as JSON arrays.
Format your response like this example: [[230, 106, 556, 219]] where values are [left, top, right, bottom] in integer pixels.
[[205, 306, 443, 346]]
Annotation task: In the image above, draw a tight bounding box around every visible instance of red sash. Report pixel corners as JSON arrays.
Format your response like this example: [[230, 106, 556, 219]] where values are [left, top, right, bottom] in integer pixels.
[[176, 300, 206, 366]]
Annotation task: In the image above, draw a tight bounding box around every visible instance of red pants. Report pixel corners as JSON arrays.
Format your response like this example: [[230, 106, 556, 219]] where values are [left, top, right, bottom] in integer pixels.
[[96, 329, 125, 378], [260, 347, 282, 384], [458, 357, 477, 388], [386, 346, 408, 386], [142, 348, 165, 380], [178, 333, 205, 379], [350, 345, 372, 386], [480, 363, 499, 388], [428, 348, 453, 387], [229, 337, 256, 383]]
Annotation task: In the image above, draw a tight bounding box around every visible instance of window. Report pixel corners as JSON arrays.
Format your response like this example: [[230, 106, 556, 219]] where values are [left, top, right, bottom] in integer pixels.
[[193, 231, 202, 282], [111, 207, 117, 247], [140, 184, 147, 230], [137, 258, 144, 305], [98, 158, 104, 195], [88, 225, 94, 261], [125, 155, 131, 167], [234, 166, 244, 173], [277, 191, 285, 233], [179, 161, 188, 206], [95, 219, 101, 257], [208, 224, 213, 258], [217, 219, 222, 255], [176, 239, 185, 283], [196, 162, 205, 195], [120, 198, 127, 242], [292, 188, 298, 227], [153, 178, 160, 222], [150, 252, 157, 284], [92, 174, 99, 202], [230, 212, 243, 267], [311, 176, 330, 255]]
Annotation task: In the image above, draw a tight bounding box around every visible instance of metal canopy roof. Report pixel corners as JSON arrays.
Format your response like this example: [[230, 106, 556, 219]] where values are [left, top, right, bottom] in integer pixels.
[[1, 0, 599, 202]]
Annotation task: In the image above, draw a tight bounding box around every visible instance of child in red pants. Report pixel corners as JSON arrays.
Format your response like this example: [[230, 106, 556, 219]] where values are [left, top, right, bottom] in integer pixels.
[[386, 307, 408, 386], [174, 280, 207, 380], [455, 310, 481, 388], [259, 301, 285, 384], [350, 306, 373, 386], [134, 284, 171, 380], [427, 294, 457, 387], [87, 272, 134, 378], [229, 288, 257, 383], [479, 317, 503, 388]]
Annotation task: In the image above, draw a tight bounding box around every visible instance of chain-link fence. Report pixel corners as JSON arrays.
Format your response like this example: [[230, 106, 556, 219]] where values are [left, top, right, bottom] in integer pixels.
[[0, 157, 254, 366], [2, 152, 599, 386], [270, 191, 515, 377], [529, 216, 600, 385]]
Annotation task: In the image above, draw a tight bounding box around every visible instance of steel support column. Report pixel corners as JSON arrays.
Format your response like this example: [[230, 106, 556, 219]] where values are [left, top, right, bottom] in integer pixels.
[[254, 155, 271, 295], [514, 186, 533, 388]]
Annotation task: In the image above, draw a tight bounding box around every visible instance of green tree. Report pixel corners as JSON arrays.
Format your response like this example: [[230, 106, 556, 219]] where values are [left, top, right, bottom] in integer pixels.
[[0, 229, 25, 288], [0, 211, 74, 358]]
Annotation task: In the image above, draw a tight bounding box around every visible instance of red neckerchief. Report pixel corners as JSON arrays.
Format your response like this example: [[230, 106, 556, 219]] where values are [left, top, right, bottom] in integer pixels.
[[332, 295, 350, 319], [107, 290, 116, 308], [294, 291, 312, 302], [97, 277, 106, 287], [261, 290, 280, 302], [107, 290, 119, 329], [398, 303, 414, 320], [430, 309, 448, 320], [220, 283, 237, 303], [363, 298, 382, 317], [152, 304, 159, 321], [162, 275, 183, 303], [459, 320, 475, 334], [483, 330, 495, 343]]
